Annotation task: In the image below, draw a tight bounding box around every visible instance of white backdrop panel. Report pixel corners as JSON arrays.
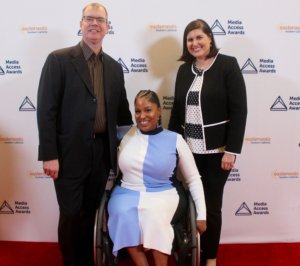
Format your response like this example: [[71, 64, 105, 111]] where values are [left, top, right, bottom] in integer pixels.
[[0, 0, 299, 243]]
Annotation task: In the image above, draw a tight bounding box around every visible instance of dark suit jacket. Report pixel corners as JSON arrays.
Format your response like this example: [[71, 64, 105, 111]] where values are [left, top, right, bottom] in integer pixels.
[[37, 43, 133, 176], [169, 54, 247, 154]]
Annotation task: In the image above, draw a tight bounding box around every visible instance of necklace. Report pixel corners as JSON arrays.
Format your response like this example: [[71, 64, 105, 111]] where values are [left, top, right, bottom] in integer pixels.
[[195, 57, 214, 71]]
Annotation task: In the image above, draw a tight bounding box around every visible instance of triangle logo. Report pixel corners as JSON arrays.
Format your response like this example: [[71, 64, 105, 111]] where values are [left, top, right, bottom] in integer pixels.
[[235, 202, 252, 216], [117, 58, 129, 73], [241, 58, 258, 74], [0, 201, 14, 214], [19, 96, 36, 111], [211, 20, 226, 35], [270, 96, 287, 111]]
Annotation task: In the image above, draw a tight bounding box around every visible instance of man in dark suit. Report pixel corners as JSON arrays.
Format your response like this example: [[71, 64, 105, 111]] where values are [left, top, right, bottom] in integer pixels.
[[36, 3, 133, 266]]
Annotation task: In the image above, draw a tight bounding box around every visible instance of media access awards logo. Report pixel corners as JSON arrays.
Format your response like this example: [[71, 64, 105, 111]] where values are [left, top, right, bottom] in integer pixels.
[[241, 58, 277, 74], [270, 96, 300, 111], [0, 60, 22, 75], [117, 58, 148, 73], [235, 201, 270, 216], [211, 19, 245, 35], [0, 200, 31, 214]]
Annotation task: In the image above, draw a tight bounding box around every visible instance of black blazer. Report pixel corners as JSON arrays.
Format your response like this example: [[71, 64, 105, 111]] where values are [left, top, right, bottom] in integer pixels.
[[37, 43, 133, 175], [169, 54, 247, 154]]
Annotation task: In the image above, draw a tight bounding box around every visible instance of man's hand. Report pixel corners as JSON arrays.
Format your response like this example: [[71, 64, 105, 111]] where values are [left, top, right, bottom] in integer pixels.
[[43, 159, 59, 180]]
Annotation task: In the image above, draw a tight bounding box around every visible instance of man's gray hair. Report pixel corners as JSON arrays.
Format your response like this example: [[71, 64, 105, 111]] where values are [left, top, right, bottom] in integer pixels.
[[82, 3, 108, 19]]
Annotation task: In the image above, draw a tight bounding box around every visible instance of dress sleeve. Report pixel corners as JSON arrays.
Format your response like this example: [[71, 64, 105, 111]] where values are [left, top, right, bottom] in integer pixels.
[[176, 134, 206, 220]]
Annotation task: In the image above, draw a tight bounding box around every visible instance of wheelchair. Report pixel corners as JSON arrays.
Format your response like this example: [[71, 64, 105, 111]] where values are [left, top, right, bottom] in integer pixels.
[[94, 178, 201, 266]]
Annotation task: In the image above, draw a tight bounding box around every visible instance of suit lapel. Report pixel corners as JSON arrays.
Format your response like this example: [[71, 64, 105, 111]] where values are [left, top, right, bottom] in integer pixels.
[[71, 44, 94, 96]]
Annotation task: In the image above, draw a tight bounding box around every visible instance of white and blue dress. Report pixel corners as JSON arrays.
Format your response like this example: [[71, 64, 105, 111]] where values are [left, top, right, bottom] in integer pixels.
[[107, 125, 206, 256]]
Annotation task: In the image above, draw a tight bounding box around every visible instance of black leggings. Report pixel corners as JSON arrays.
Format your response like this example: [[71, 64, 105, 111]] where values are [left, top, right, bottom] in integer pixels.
[[193, 153, 230, 259]]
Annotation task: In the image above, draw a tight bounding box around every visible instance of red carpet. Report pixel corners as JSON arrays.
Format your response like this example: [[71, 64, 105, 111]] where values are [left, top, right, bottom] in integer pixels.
[[0, 241, 299, 266]]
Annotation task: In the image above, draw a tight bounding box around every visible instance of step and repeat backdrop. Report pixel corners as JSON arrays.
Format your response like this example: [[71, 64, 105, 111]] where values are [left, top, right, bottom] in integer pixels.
[[0, 0, 299, 243]]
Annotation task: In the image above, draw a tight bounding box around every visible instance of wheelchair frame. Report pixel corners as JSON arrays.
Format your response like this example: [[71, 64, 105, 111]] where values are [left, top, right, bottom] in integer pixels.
[[94, 189, 200, 266]]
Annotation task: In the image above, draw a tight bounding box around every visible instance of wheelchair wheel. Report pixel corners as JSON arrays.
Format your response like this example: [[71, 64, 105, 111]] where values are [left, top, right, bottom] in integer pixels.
[[172, 192, 200, 266], [94, 191, 117, 266], [188, 193, 200, 266]]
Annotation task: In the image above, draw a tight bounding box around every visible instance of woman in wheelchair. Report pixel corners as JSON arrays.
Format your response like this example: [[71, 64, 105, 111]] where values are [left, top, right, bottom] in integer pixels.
[[107, 90, 206, 266]]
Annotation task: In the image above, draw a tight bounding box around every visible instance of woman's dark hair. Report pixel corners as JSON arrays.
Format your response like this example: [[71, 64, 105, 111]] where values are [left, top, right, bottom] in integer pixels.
[[134, 90, 162, 125], [135, 90, 161, 107], [179, 19, 219, 63]]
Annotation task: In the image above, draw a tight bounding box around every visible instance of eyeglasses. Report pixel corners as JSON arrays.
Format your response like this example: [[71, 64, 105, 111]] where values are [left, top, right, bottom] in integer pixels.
[[82, 16, 107, 25]]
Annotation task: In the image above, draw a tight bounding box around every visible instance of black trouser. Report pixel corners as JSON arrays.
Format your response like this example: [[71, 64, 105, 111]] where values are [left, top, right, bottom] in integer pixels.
[[54, 134, 110, 266], [193, 153, 230, 260]]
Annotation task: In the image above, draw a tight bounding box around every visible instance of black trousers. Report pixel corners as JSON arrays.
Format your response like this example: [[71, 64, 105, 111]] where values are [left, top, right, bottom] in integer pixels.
[[193, 153, 230, 260], [54, 134, 110, 266]]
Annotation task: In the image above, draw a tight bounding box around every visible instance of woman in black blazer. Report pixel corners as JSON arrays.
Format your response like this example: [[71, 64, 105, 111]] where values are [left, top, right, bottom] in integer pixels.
[[169, 19, 247, 266]]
